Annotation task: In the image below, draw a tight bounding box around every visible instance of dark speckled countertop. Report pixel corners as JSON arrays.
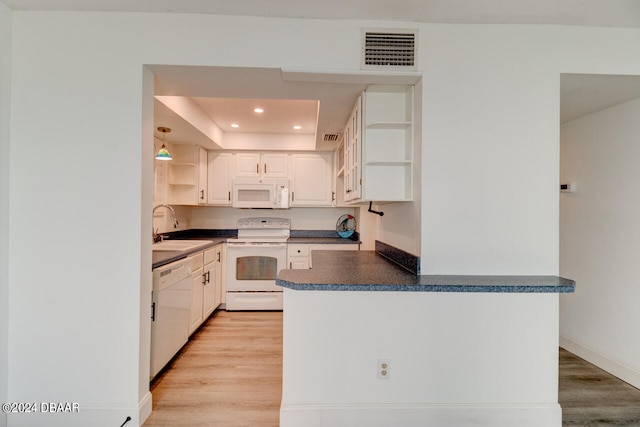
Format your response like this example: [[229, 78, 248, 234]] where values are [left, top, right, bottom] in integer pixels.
[[276, 251, 576, 293], [151, 229, 358, 269], [152, 237, 228, 269], [287, 237, 360, 245]]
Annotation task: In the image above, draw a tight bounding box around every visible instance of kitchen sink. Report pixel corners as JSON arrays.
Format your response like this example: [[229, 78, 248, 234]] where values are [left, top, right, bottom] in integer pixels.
[[152, 240, 212, 252]]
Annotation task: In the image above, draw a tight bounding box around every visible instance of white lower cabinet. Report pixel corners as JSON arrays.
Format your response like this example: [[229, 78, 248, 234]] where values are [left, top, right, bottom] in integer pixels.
[[188, 253, 204, 335], [288, 245, 310, 269], [288, 243, 359, 269], [189, 245, 223, 336], [202, 248, 216, 320]]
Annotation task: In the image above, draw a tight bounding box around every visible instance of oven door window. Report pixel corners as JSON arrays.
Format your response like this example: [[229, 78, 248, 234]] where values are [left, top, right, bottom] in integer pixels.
[[236, 256, 277, 280]]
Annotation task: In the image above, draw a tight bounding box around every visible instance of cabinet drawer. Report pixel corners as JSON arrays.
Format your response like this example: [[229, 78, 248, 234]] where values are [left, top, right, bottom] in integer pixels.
[[288, 245, 310, 256], [188, 253, 204, 271], [204, 247, 217, 265]]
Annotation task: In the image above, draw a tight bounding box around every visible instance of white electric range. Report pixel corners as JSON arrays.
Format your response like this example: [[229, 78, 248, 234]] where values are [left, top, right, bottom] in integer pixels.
[[226, 217, 290, 310]]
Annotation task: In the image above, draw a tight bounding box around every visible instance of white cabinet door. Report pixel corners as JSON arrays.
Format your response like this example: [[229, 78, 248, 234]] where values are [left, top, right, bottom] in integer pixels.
[[213, 245, 223, 309], [202, 260, 216, 319], [289, 257, 310, 269], [262, 153, 289, 177], [207, 152, 232, 205], [235, 152, 261, 177], [197, 146, 207, 205], [202, 246, 222, 317], [235, 152, 288, 178], [343, 97, 362, 202], [290, 153, 334, 207], [188, 254, 204, 336]]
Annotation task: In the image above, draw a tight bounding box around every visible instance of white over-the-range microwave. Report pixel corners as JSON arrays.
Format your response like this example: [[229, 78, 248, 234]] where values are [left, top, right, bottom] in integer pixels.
[[232, 177, 290, 209]]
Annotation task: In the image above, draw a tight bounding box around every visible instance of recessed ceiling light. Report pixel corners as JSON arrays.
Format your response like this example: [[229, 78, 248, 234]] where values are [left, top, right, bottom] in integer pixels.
[[231, 123, 239, 128], [293, 125, 302, 130], [254, 108, 264, 113]]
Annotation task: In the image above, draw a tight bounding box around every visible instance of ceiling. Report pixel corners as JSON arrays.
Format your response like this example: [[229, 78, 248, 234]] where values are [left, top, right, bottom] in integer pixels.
[[152, 65, 640, 151], [3, 0, 639, 28], [4, 1, 640, 149], [150, 66, 421, 151], [560, 74, 640, 123]]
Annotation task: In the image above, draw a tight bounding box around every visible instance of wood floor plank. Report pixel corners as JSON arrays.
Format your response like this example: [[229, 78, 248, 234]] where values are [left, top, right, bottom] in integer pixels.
[[559, 348, 640, 426], [143, 310, 282, 427], [144, 311, 640, 426]]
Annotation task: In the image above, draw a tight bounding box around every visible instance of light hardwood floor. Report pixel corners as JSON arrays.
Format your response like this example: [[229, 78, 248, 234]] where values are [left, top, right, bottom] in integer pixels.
[[144, 310, 640, 426], [143, 310, 282, 427]]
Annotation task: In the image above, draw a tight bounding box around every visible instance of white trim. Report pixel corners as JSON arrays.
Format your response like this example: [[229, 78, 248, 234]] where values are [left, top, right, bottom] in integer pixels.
[[139, 391, 153, 424], [6, 401, 149, 427], [560, 334, 640, 389], [280, 403, 561, 427]]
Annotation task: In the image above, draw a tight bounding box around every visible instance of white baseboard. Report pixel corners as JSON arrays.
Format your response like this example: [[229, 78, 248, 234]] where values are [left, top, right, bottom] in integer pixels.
[[280, 403, 562, 427], [5, 395, 152, 427], [139, 391, 153, 425], [560, 334, 640, 389]]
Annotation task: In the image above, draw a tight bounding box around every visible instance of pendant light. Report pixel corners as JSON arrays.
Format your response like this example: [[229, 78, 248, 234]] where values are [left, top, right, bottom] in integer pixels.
[[155, 127, 172, 161]]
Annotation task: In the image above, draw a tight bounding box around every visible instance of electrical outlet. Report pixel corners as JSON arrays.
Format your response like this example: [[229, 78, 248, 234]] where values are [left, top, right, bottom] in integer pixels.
[[377, 359, 391, 379]]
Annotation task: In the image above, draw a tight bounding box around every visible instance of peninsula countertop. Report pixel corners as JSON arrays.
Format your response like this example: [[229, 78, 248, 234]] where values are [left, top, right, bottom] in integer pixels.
[[276, 250, 575, 293]]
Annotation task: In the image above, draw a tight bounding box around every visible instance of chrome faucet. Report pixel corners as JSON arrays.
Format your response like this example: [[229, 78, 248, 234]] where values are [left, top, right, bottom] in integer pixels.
[[152, 204, 179, 242]]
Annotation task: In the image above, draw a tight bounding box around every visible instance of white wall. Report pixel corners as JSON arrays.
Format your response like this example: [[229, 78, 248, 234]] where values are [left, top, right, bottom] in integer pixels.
[[190, 206, 357, 231], [419, 25, 638, 276], [0, 4, 12, 427], [7, 11, 420, 426], [282, 290, 561, 426], [5, 8, 640, 426], [560, 97, 640, 388], [420, 25, 562, 275]]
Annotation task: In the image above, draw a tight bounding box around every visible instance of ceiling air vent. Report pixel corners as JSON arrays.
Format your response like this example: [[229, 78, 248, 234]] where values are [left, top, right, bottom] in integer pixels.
[[323, 133, 342, 143], [361, 29, 417, 70]]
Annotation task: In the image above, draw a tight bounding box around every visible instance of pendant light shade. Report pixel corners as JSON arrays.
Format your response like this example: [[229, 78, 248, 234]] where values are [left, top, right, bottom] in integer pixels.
[[155, 127, 172, 161]]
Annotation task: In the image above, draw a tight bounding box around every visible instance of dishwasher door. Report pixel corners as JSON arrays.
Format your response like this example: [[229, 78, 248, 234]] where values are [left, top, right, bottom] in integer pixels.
[[150, 263, 191, 380]]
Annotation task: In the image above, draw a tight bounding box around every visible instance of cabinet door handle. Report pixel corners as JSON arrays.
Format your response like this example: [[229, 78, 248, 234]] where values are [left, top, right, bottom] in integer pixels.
[[200, 189, 204, 200], [332, 191, 335, 201], [151, 302, 156, 321], [202, 272, 207, 285], [256, 163, 259, 174], [217, 252, 221, 262], [289, 262, 292, 269], [264, 164, 267, 174], [291, 192, 294, 202], [228, 191, 231, 201]]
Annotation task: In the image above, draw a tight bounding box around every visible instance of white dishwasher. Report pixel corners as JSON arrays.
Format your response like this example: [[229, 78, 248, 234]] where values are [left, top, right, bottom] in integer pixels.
[[150, 257, 191, 379]]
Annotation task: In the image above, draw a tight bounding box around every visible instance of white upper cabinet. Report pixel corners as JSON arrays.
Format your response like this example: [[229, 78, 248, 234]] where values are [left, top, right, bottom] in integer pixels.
[[290, 153, 334, 207], [167, 145, 208, 206], [343, 85, 414, 203], [343, 97, 362, 202], [207, 152, 232, 205], [235, 152, 288, 178], [198, 146, 207, 204]]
